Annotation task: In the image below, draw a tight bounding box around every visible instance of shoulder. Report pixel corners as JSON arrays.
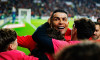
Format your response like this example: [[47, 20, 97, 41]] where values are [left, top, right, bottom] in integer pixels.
[[52, 39, 69, 45], [52, 39, 69, 54], [0, 50, 39, 60], [5, 50, 25, 55], [38, 22, 50, 29], [0, 50, 25, 60]]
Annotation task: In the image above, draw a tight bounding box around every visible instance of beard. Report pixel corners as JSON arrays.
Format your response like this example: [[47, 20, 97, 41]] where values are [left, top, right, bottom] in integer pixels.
[[46, 27, 64, 40], [92, 36, 99, 40]]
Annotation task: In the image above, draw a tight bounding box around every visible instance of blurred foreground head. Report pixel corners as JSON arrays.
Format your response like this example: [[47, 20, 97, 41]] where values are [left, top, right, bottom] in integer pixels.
[[56, 41, 100, 60]]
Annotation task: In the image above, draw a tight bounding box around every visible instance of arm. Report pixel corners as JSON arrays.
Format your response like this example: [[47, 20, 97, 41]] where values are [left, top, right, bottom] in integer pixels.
[[16, 50, 39, 60], [22, 53, 39, 60], [17, 35, 37, 51], [32, 22, 54, 53]]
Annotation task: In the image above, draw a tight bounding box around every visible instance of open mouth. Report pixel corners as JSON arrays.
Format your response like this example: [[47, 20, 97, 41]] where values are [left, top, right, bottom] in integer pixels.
[[58, 27, 65, 29]]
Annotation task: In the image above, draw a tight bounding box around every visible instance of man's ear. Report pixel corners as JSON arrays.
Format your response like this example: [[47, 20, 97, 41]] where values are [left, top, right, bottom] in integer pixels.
[[8, 44, 13, 50], [50, 20, 54, 28]]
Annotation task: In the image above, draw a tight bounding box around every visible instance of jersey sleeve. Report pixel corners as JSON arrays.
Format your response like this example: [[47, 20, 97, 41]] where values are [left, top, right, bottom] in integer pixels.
[[16, 50, 39, 60], [32, 22, 54, 53], [17, 35, 37, 51]]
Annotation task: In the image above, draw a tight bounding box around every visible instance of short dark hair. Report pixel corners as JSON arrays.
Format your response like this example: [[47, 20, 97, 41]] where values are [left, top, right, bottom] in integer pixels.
[[74, 18, 95, 39], [97, 18, 100, 22], [0, 29, 17, 52], [50, 9, 68, 27], [94, 22, 100, 26], [56, 42, 100, 60], [47, 28, 64, 40]]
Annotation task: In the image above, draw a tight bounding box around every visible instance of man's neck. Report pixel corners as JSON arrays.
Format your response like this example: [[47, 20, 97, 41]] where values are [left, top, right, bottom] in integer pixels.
[[71, 30, 78, 41], [71, 35, 78, 41], [71, 38, 78, 41], [97, 37, 100, 40]]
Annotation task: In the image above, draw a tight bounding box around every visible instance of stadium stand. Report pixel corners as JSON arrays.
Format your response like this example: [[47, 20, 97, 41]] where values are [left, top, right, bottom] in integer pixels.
[[0, 0, 100, 27], [0, 0, 100, 17]]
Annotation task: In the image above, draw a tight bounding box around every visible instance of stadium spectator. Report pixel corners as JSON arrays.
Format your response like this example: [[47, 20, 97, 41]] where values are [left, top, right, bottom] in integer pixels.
[[97, 18, 100, 22], [92, 22, 100, 40], [12, 5, 16, 23], [0, 0, 100, 18], [0, 29, 38, 60], [0, 8, 3, 19], [56, 41, 100, 60]]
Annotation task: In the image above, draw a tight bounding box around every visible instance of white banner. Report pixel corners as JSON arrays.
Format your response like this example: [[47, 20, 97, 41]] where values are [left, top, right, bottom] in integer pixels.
[[1, 0, 8, 2], [96, 3, 100, 7]]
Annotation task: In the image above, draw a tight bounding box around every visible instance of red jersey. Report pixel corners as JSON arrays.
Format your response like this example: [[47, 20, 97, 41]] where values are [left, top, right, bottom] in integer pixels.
[[0, 50, 38, 60], [17, 28, 71, 51], [17, 35, 37, 51], [65, 28, 71, 41]]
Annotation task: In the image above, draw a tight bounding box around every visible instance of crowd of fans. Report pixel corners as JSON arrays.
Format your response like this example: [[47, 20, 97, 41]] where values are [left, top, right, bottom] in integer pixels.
[[0, 0, 100, 19]]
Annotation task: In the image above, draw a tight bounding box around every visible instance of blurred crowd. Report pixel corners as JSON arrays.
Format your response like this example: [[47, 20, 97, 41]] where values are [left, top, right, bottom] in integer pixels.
[[0, 0, 100, 19]]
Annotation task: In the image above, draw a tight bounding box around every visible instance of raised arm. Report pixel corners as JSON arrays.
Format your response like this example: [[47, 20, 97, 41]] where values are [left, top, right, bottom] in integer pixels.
[[32, 22, 54, 53], [17, 35, 36, 51]]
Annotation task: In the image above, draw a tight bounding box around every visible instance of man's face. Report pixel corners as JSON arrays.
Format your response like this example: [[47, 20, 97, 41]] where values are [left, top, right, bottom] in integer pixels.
[[52, 12, 68, 35], [93, 25, 100, 39], [98, 20, 100, 23]]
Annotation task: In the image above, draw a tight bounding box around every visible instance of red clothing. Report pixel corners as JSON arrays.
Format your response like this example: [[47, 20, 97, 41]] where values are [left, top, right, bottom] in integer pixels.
[[17, 35, 80, 60], [89, 37, 93, 40], [52, 39, 80, 54], [65, 28, 71, 41], [0, 50, 38, 60], [42, 39, 80, 60], [17, 28, 71, 51], [17, 29, 72, 60], [65, 28, 71, 36], [17, 23, 72, 60], [17, 35, 37, 51], [17, 28, 71, 50], [37, 39, 80, 60]]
